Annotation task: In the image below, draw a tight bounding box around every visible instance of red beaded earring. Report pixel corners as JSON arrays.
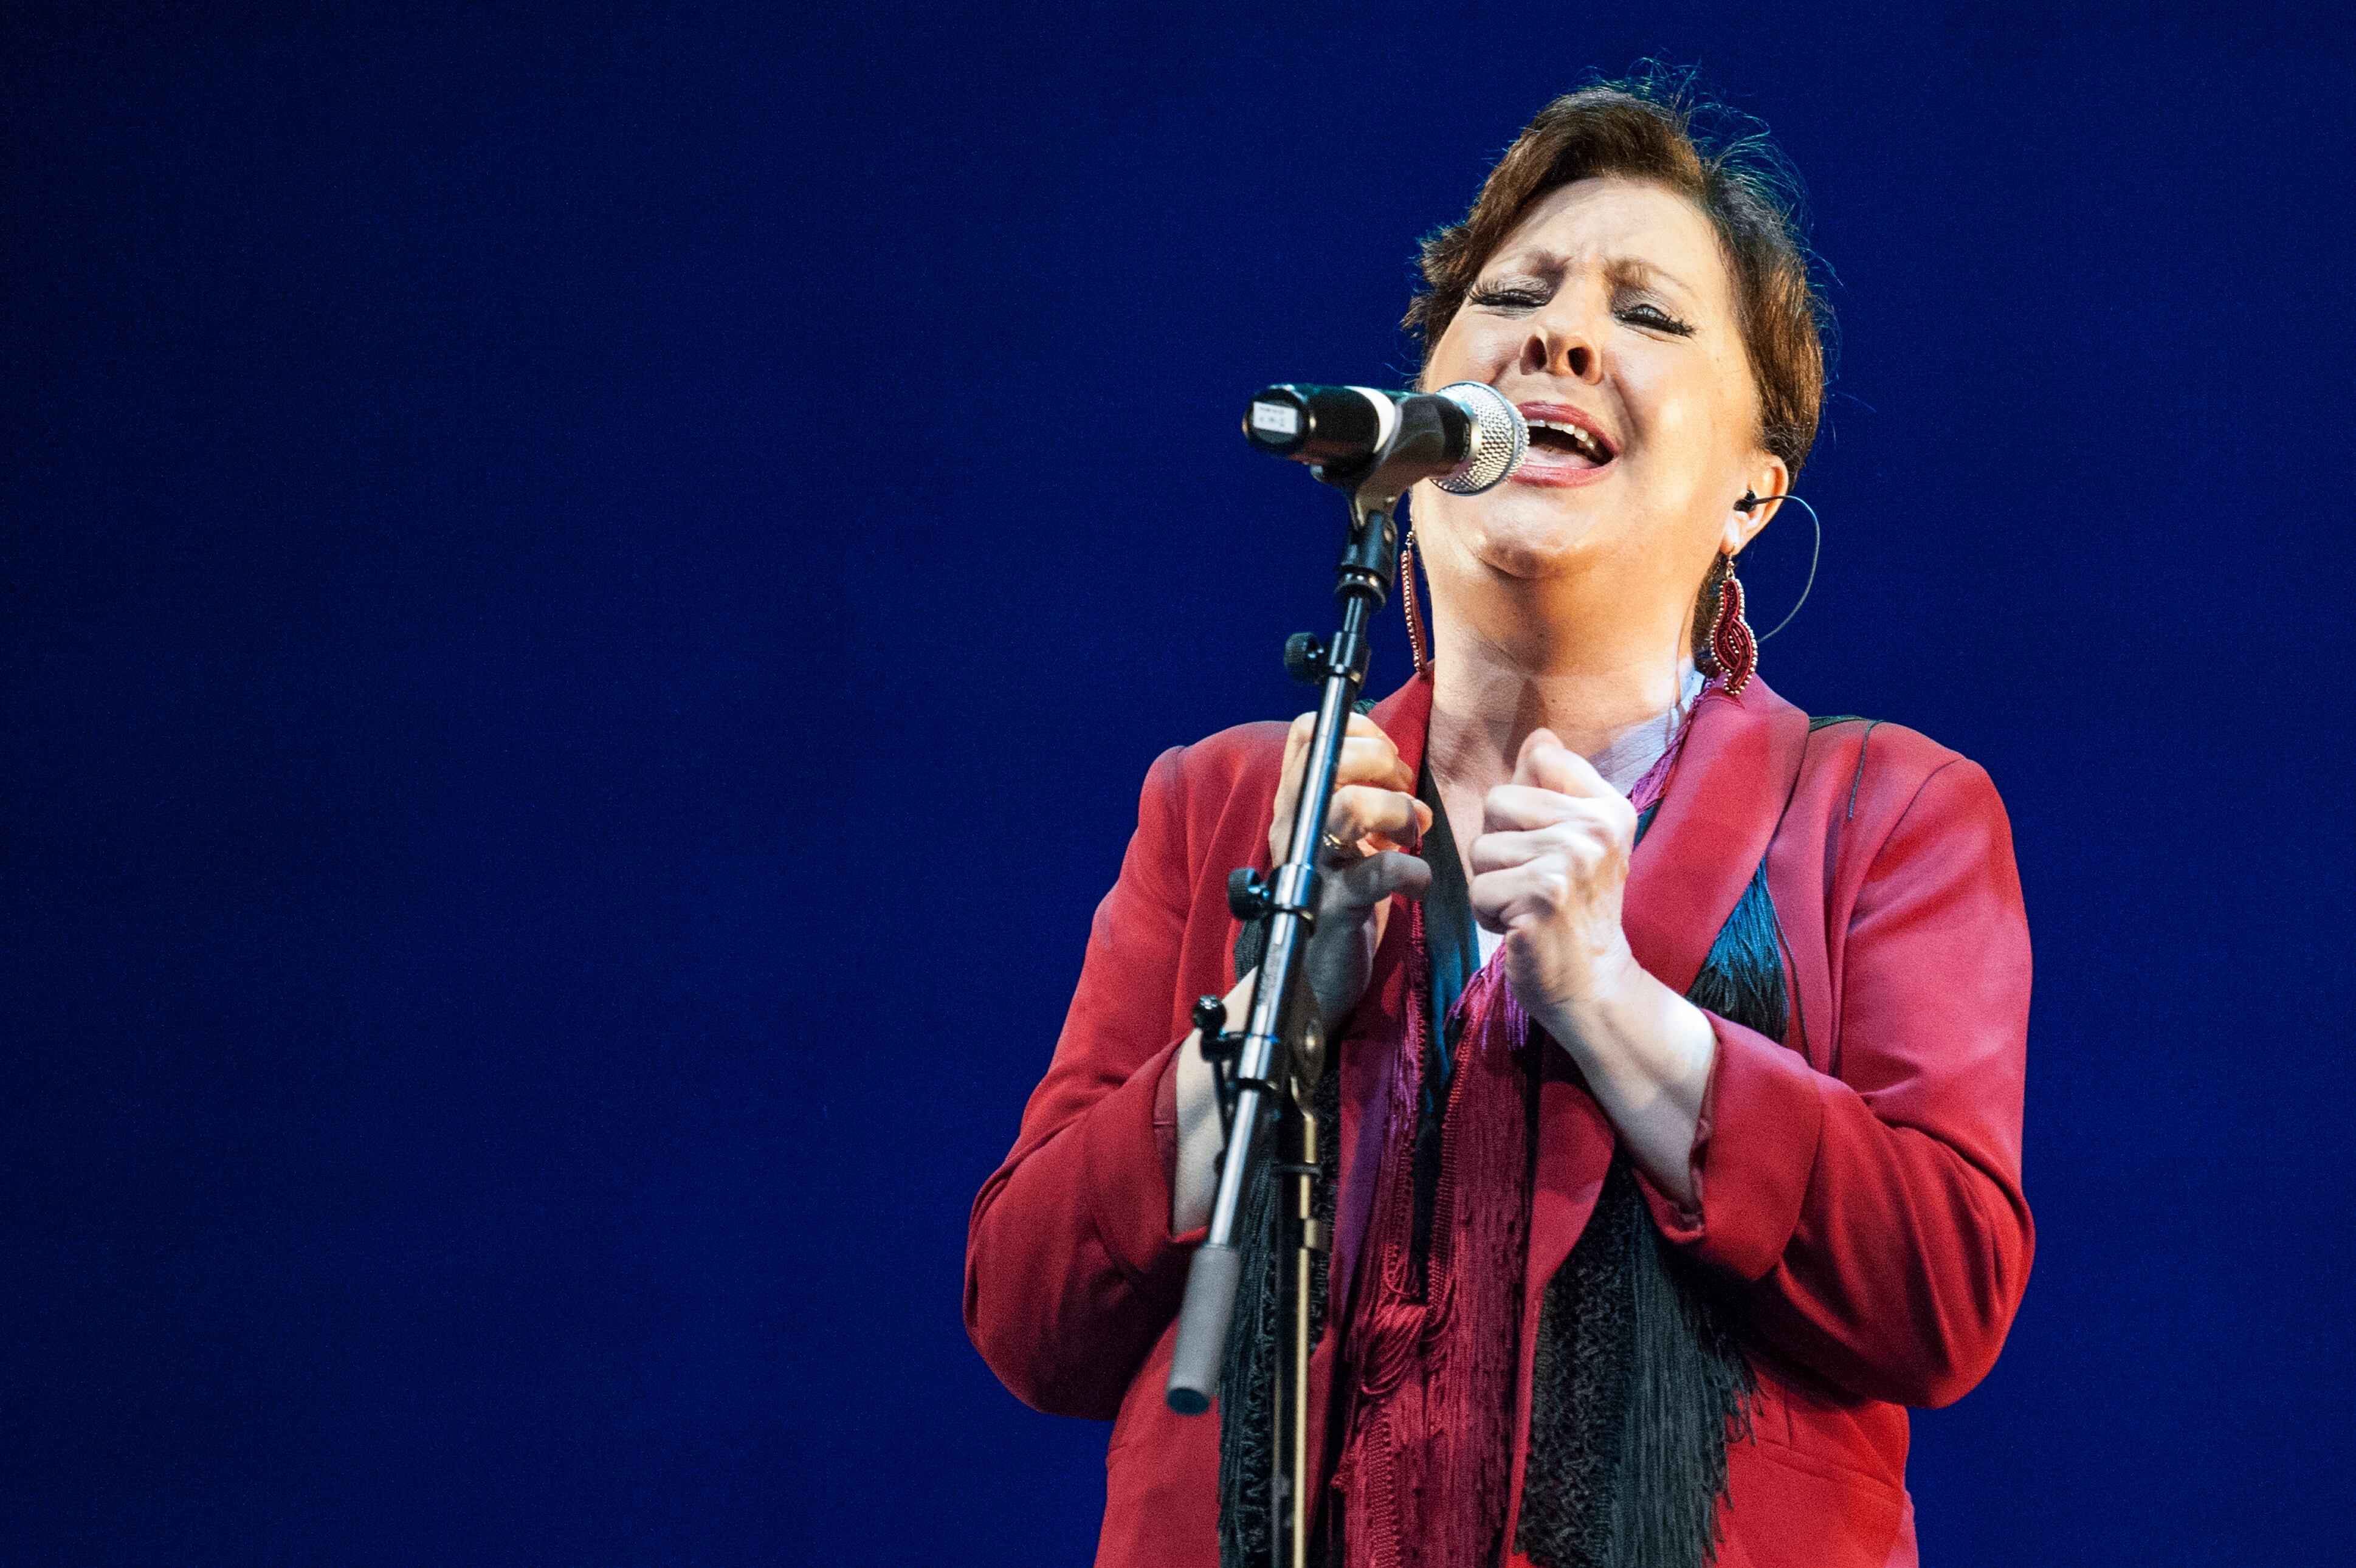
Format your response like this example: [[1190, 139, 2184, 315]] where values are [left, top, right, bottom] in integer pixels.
[[1707, 552, 1757, 696]]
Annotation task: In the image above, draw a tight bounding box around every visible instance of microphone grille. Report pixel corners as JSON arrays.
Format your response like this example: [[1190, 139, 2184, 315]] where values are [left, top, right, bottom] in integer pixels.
[[1430, 382, 1526, 495]]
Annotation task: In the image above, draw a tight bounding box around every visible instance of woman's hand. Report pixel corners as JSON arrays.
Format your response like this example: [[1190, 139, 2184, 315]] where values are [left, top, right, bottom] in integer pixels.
[[1267, 711, 1434, 1031], [1468, 728, 1715, 1205], [1466, 728, 1644, 1022]]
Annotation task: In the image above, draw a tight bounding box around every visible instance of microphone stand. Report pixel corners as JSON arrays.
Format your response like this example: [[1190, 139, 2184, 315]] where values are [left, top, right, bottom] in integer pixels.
[[1166, 459, 1416, 1568]]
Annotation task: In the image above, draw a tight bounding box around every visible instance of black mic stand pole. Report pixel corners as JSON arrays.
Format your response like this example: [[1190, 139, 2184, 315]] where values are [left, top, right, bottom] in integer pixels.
[[1168, 470, 1407, 1568]]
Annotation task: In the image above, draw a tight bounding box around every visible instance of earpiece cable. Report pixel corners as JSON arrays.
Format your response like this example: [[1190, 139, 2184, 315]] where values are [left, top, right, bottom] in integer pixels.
[[1734, 490, 1821, 641]]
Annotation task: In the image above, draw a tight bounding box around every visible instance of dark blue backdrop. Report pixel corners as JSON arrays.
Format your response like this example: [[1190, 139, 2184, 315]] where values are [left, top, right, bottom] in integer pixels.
[[7, 4, 2352, 1561]]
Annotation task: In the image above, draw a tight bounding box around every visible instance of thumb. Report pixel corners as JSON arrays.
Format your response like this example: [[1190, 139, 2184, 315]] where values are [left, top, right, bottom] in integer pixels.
[[1514, 726, 1565, 786], [1332, 849, 1433, 910]]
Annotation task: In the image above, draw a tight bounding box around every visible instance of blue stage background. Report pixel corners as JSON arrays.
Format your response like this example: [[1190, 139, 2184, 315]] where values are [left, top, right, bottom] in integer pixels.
[[6, 4, 2351, 1561]]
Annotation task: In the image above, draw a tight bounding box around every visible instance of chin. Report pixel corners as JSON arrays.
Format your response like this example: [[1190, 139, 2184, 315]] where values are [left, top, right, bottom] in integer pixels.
[[1450, 489, 1608, 581]]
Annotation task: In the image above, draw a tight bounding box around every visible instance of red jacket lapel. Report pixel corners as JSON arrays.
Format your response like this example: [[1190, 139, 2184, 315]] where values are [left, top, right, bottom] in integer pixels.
[[1623, 675, 1810, 992]]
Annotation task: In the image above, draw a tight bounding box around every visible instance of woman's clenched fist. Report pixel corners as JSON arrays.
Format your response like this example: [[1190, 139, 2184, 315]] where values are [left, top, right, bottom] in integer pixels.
[[1467, 727, 1644, 1030]]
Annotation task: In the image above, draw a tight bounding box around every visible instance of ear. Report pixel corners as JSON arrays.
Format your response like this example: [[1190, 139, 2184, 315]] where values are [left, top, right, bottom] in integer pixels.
[[1722, 453, 1791, 555]]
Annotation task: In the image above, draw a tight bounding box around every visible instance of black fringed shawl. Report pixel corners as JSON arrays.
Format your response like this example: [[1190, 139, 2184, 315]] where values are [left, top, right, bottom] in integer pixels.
[[1217, 803, 1793, 1568], [1513, 848, 1780, 1568]]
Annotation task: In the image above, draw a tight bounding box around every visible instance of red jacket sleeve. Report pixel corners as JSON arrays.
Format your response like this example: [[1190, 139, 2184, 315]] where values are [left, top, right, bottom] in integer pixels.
[[1640, 756, 2034, 1408], [964, 744, 1208, 1420]]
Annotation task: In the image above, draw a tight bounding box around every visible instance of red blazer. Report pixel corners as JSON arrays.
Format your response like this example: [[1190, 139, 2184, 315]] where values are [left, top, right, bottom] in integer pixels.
[[966, 673, 2033, 1568]]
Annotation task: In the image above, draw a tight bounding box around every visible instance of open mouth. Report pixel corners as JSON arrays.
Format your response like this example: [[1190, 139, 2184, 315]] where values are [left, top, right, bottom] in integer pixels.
[[1523, 414, 1616, 468]]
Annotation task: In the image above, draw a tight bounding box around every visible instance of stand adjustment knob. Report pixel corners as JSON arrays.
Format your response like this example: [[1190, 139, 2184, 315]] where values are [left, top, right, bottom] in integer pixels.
[[1227, 867, 1272, 920], [1282, 633, 1326, 686]]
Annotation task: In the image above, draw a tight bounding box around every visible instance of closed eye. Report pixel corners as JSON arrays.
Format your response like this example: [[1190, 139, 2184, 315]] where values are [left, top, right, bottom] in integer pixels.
[[1468, 283, 1549, 312], [1617, 301, 1695, 337]]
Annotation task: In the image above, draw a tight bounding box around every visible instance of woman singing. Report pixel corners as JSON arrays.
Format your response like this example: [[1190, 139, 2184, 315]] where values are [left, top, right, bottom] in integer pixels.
[[966, 79, 2031, 1568]]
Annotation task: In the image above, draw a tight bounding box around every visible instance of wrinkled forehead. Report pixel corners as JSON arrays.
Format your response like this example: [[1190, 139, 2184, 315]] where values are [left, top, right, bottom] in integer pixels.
[[1481, 176, 1734, 315]]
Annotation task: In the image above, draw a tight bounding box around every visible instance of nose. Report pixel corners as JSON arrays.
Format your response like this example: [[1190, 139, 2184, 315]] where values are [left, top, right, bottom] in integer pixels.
[[1518, 304, 1603, 385]]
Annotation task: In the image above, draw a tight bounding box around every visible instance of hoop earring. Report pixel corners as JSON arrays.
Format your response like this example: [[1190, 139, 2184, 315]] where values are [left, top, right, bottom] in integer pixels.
[[1706, 552, 1758, 697], [1400, 528, 1431, 679]]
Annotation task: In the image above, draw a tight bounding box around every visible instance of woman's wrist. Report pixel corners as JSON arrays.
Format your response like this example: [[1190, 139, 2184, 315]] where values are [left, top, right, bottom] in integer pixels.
[[1544, 959, 1716, 1206], [1541, 937, 1645, 1050], [1543, 949, 1715, 1105]]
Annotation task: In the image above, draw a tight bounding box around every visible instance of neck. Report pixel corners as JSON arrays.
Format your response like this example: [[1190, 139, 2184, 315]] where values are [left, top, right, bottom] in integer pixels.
[[1422, 571, 1696, 794]]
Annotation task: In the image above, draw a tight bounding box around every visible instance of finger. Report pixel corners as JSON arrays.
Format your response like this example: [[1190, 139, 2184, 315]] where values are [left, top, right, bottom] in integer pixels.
[[1324, 738, 1414, 801], [1466, 825, 1610, 876], [1484, 784, 1634, 842], [1350, 713, 1413, 793], [1468, 859, 1570, 935], [1328, 849, 1433, 910], [1278, 712, 1316, 796], [1269, 712, 1317, 848], [1276, 712, 1419, 862], [1335, 720, 1414, 796], [1324, 784, 1427, 853], [1514, 727, 1614, 799], [1481, 783, 1597, 834], [1309, 714, 1408, 791], [1281, 714, 1413, 802]]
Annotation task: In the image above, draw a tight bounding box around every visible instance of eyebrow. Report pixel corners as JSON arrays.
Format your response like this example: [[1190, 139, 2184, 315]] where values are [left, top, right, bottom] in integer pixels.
[[1486, 250, 1699, 304], [1603, 256, 1703, 307]]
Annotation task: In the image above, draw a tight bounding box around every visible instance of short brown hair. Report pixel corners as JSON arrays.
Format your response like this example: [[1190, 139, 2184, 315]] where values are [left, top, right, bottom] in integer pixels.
[[1407, 77, 1830, 478]]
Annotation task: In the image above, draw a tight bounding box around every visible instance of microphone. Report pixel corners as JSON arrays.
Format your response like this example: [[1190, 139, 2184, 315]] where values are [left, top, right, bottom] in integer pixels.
[[1243, 382, 1526, 494]]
